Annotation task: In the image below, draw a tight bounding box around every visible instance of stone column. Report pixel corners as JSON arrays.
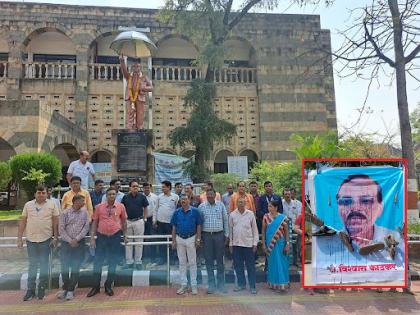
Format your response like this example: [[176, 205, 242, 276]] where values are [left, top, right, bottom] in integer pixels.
[[6, 32, 25, 100], [74, 44, 89, 130]]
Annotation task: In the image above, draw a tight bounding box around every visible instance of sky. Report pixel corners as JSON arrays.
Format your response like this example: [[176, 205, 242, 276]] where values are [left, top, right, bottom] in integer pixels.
[[5, 0, 420, 145]]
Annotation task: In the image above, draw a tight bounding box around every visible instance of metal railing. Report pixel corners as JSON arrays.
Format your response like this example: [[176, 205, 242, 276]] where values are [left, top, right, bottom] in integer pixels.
[[23, 62, 76, 79]]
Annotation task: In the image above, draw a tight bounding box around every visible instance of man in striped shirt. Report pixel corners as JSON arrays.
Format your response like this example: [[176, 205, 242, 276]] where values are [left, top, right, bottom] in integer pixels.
[[199, 189, 229, 294], [57, 194, 90, 300]]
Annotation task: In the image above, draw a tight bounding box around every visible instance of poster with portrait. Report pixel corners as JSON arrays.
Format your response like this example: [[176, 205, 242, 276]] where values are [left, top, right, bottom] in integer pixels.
[[310, 166, 405, 284]]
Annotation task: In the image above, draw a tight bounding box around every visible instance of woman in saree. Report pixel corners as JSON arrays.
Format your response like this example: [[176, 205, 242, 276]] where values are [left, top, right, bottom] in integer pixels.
[[261, 200, 290, 292]]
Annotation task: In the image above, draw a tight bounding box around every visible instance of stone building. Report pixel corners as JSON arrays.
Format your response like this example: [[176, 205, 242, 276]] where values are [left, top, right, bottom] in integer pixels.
[[0, 1, 337, 179]]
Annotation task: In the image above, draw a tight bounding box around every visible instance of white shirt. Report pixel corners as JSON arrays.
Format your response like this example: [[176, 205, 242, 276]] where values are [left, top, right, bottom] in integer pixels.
[[68, 160, 95, 189], [282, 198, 302, 224], [154, 193, 179, 224], [143, 192, 158, 218], [101, 191, 125, 204], [229, 209, 259, 248]]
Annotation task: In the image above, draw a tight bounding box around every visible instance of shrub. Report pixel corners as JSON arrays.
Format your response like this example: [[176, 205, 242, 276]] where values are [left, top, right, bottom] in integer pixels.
[[250, 161, 301, 199], [0, 161, 12, 190], [210, 173, 240, 195], [9, 153, 62, 199]]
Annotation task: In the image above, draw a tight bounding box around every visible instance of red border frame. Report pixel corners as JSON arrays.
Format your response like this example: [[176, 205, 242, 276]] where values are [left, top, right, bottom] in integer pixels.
[[301, 158, 408, 289]]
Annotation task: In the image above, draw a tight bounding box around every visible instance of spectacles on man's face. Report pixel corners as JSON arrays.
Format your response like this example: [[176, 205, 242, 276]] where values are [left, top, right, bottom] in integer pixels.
[[337, 196, 376, 207]]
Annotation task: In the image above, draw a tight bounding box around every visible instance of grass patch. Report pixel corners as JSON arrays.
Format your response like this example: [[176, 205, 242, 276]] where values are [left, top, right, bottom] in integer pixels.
[[408, 222, 420, 236], [0, 210, 22, 221]]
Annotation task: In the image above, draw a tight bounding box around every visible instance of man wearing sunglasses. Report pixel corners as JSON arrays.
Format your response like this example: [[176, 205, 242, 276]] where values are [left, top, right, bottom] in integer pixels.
[[314, 174, 402, 258]]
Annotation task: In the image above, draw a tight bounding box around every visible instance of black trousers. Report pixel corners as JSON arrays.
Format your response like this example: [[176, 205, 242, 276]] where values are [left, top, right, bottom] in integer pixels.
[[202, 231, 225, 289], [156, 221, 175, 263], [26, 239, 50, 291], [92, 231, 122, 289], [60, 241, 84, 291]]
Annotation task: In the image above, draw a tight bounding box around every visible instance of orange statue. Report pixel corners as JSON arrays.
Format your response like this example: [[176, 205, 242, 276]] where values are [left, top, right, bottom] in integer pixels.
[[119, 54, 153, 130]]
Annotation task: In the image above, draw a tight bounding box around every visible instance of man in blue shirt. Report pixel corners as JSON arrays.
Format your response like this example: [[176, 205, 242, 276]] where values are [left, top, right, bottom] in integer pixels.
[[257, 181, 282, 233], [171, 194, 203, 295], [90, 179, 105, 209]]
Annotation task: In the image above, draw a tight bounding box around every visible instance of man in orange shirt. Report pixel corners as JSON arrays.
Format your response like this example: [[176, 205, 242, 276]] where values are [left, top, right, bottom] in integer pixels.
[[229, 181, 256, 213], [87, 188, 128, 298], [61, 176, 93, 219]]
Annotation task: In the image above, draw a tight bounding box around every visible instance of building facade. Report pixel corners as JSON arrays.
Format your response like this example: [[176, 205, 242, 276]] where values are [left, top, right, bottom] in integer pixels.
[[0, 1, 337, 176]]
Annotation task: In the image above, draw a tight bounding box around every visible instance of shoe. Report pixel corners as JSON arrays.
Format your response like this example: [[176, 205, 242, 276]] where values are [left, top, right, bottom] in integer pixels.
[[312, 226, 336, 237], [339, 231, 354, 252], [56, 290, 67, 300], [250, 288, 257, 294], [23, 290, 35, 301], [306, 211, 324, 226], [207, 287, 215, 294], [233, 286, 245, 292], [123, 263, 134, 270], [191, 285, 198, 295], [65, 291, 74, 300], [135, 263, 143, 271], [177, 285, 188, 295], [359, 243, 385, 256], [37, 287, 46, 300], [86, 287, 100, 297], [104, 286, 114, 296]]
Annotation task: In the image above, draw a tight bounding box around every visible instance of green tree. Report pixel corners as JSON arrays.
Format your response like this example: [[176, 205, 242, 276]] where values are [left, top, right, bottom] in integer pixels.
[[210, 173, 240, 194], [9, 153, 62, 199], [169, 79, 236, 181], [160, 0, 326, 181], [290, 131, 350, 160], [250, 161, 301, 197], [410, 105, 420, 156], [0, 161, 12, 191]]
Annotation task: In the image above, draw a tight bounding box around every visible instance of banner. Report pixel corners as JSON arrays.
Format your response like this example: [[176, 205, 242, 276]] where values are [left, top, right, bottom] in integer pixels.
[[153, 152, 192, 189], [311, 166, 405, 284]]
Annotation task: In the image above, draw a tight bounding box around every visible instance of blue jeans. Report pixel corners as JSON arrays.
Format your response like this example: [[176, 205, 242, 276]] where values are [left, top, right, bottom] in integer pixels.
[[26, 239, 51, 291], [60, 241, 84, 291], [232, 246, 256, 289]]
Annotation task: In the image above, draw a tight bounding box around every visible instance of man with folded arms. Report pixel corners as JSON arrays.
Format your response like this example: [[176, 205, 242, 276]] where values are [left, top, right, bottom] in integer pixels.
[[122, 180, 149, 270], [87, 187, 128, 297], [57, 194, 90, 301], [171, 194, 203, 295], [199, 189, 229, 294]]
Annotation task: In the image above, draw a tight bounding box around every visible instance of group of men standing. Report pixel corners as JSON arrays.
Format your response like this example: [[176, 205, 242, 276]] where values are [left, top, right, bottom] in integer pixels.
[[16, 151, 303, 300]]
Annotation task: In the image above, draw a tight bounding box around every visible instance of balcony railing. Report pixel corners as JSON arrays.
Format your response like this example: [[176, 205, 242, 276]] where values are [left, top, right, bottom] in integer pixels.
[[24, 62, 76, 79], [89, 63, 122, 81], [0, 62, 7, 79], [88, 64, 257, 83]]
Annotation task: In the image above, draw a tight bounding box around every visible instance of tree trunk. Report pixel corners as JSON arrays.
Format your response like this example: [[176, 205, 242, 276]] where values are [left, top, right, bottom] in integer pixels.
[[389, 0, 418, 220]]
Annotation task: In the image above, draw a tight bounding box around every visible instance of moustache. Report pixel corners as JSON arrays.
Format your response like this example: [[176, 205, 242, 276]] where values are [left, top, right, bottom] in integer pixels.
[[346, 211, 367, 222]]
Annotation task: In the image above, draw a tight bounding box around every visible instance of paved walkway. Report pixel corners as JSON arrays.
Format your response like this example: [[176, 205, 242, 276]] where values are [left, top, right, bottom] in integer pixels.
[[1, 282, 419, 315]]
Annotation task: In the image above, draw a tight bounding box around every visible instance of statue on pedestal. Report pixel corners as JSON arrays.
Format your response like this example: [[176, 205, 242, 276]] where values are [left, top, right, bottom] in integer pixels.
[[119, 55, 153, 130]]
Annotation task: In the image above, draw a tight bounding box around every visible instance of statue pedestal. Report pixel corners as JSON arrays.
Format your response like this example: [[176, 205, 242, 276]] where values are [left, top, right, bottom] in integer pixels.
[[111, 129, 154, 184]]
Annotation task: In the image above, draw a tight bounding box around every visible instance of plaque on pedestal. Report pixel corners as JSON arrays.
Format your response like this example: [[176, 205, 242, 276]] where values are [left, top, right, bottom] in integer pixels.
[[117, 131, 148, 172]]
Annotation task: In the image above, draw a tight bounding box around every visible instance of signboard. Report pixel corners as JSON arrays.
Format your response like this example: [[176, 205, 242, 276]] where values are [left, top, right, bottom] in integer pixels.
[[153, 152, 191, 192], [310, 166, 405, 285], [117, 132, 147, 171], [228, 156, 248, 179]]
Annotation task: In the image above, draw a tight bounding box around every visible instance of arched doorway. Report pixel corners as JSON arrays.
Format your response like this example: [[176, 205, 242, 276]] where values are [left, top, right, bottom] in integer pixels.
[[51, 143, 79, 187], [0, 138, 16, 161], [240, 149, 259, 172], [214, 150, 234, 174], [91, 150, 112, 163]]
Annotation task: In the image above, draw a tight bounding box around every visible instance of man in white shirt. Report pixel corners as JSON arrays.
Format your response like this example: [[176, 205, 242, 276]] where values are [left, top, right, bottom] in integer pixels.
[[142, 182, 159, 261], [153, 181, 179, 264], [67, 151, 95, 190], [282, 188, 301, 224]]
